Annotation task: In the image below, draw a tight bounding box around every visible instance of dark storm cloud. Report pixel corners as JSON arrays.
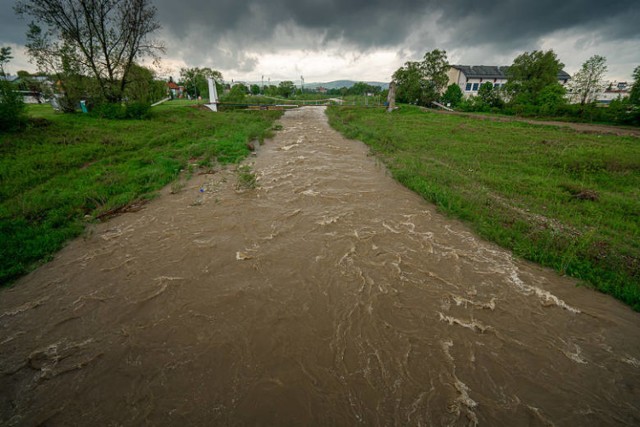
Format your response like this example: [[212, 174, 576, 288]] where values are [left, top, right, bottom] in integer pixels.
[[1, 0, 638, 73], [0, 3, 31, 45], [154, 0, 639, 49], [156, 0, 431, 49], [434, 0, 639, 49]]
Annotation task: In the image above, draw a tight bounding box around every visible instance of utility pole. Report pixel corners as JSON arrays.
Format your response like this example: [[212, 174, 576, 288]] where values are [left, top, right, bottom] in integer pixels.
[[301, 75, 304, 94], [261, 75, 264, 94]]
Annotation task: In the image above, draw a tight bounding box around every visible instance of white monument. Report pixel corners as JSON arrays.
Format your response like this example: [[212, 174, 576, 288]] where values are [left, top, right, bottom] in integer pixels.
[[205, 77, 219, 112]]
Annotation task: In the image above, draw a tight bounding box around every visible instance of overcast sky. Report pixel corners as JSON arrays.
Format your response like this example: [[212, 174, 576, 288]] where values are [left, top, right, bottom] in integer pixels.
[[1, 0, 638, 84]]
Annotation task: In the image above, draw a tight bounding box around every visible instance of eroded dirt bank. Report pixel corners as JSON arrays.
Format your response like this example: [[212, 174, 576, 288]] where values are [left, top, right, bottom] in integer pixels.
[[1, 107, 639, 426]]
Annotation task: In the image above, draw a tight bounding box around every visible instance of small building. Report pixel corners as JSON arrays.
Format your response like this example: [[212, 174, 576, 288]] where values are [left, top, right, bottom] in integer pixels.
[[166, 81, 184, 98], [0, 75, 20, 83], [447, 65, 571, 98], [596, 81, 630, 104], [1, 74, 52, 103], [316, 86, 328, 94]]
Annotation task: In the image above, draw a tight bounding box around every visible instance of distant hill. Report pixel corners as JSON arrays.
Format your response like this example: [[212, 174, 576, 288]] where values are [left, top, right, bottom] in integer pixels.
[[306, 80, 389, 90], [240, 79, 389, 90]]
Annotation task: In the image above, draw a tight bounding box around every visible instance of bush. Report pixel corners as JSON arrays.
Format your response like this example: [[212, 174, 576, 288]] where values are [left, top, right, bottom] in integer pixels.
[[0, 81, 26, 131], [91, 102, 125, 119], [441, 84, 463, 108], [124, 102, 151, 119], [90, 101, 151, 120]]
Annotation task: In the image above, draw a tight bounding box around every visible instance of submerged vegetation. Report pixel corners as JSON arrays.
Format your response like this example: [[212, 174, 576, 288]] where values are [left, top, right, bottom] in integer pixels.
[[327, 105, 640, 310], [0, 102, 282, 285]]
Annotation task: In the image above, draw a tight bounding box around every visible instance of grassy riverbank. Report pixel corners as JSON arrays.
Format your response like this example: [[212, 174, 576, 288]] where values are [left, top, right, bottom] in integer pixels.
[[327, 105, 640, 310], [0, 102, 282, 285]]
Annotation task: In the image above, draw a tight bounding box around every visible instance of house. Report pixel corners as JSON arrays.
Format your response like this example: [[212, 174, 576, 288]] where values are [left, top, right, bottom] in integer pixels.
[[447, 65, 571, 98], [316, 86, 328, 94], [166, 81, 184, 98], [1, 74, 52, 103], [596, 81, 630, 104]]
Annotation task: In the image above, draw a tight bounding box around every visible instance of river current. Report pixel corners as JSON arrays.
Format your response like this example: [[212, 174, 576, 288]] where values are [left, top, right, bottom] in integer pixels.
[[1, 107, 638, 426]]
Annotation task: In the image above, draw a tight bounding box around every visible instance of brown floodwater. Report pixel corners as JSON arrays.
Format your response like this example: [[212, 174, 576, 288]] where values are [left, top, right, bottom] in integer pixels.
[[1, 107, 639, 426]]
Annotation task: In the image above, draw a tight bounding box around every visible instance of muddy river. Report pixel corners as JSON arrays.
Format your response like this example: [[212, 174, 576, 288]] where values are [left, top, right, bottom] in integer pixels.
[[1, 107, 639, 426]]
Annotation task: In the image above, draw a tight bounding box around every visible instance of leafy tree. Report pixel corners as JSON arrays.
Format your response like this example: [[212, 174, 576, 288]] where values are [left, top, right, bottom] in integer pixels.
[[278, 81, 295, 98], [569, 55, 607, 105], [477, 82, 503, 108], [393, 61, 425, 104], [0, 46, 13, 77], [349, 82, 380, 96], [537, 83, 567, 116], [250, 84, 260, 96], [441, 83, 463, 107], [124, 63, 165, 104], [16, 0, 164, 105], [630, 65, 640, 106], [264, 85, 278, 96], [393, 49, 449, 106], [0, 46, 26, 130], [504, 50, 564, 106], [180, 67, 223, 100], [421, 49, 450, 96], [220, 84, 247, 104]]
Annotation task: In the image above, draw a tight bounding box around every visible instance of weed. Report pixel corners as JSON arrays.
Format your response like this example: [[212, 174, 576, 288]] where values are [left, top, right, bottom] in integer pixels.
[[235, 165, 258, 190], [170, 180, 185, 194]]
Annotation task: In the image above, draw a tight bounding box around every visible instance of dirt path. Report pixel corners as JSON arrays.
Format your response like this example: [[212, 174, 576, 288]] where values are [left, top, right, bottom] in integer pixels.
[[434, 109, 640, 137], [1, 107, 639, 426]]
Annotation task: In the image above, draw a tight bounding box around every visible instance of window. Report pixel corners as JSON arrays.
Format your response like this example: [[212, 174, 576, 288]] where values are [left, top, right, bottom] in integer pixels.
[[472, 83, 479, 91], [465, 83, 472, 91], [494, 83, 500, 88]]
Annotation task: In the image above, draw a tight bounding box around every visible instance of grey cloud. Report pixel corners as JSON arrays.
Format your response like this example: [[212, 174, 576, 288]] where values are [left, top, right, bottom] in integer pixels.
[[434, 0, 639, 49], [1, 0, 638, 75], [155, 0, 640, 49]]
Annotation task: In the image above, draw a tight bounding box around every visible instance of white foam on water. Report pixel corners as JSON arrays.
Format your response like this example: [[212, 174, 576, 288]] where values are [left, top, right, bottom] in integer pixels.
[[509, 270, 580, 314], [438, 313, 492, 333]]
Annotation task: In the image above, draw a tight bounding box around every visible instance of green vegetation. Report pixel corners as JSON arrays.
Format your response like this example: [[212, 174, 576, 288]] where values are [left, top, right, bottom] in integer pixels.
[[327, 105, 640, 310], [180, 67, 223, 100], [17, 0, 163, 106], [504, 49, 566, 109], [393, 49, 449, 106], [235, 164, 258, 190], [0, 46, 26, 131], [0, 102, 282, 285], [441, 84, 464, 108]]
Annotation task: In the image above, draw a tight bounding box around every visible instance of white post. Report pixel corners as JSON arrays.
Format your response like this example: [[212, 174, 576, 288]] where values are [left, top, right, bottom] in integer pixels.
[[205, 77, 218, 112]]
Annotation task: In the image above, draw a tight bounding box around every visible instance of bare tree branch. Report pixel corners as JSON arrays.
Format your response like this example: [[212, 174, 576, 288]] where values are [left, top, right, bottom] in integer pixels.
[[16, 0, 163, 103]]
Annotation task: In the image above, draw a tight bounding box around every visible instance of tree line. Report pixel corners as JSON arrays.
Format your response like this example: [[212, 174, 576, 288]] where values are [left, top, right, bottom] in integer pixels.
[[2, 0, 638, 128], [393, 49, 640, 125]]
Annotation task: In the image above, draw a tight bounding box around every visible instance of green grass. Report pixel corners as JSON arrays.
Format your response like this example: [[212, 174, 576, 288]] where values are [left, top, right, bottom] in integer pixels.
[[0, 101, 282, 285], [327, 105, 640, 311]]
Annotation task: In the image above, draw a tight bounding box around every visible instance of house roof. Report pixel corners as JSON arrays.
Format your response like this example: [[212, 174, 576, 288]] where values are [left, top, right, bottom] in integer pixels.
[[167, 81, 181, 90], [452, 65, 571, 81]]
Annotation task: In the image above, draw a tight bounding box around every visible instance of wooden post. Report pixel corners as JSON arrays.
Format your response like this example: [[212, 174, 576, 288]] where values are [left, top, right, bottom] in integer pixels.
[[387, 81, 396, 112]]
